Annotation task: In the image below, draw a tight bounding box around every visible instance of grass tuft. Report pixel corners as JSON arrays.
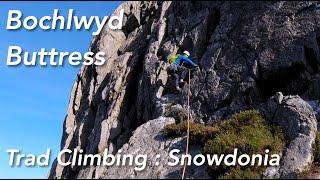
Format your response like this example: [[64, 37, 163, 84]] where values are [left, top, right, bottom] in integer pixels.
[[163, 109, 285, 179], [163, 121, 219, 144]]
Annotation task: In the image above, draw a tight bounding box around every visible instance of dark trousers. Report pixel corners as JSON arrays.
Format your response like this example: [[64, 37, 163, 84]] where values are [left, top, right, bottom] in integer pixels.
[[168, 64, 188, 87]]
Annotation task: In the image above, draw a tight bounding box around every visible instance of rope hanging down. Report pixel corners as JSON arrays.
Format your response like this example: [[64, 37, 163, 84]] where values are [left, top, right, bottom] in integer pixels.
[[181, 69, 191, 179]]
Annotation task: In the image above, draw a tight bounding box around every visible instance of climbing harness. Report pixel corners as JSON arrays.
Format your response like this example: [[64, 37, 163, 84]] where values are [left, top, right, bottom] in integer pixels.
[[181, 69, 191, 179]]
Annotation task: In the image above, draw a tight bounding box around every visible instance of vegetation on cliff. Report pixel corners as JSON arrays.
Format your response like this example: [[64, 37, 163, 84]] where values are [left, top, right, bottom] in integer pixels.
[[164, 110, 285, 178]]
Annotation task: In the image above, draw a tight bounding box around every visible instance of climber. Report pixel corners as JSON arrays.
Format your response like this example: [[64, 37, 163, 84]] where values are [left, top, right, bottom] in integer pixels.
[[167, 50, 198, 92]]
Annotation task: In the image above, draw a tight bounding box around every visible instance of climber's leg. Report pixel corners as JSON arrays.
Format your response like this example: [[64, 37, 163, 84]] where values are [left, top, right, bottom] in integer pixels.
[[167, 64, 180, 92], [180, 68, 188, 82], [173, 72, 181, 92]]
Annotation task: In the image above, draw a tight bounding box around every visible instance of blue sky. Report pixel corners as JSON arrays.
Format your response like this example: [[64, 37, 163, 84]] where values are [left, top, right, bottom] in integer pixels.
[[0, 1, 121, 178]]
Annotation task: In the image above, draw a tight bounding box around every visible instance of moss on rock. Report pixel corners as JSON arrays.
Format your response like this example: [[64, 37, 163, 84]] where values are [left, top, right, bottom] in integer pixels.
[[203, 110, 285, 179], [163, 109, 285, 179], [164, 105, 189, 124], [163, 121, 219, 144], [203, 110, 284, 155]]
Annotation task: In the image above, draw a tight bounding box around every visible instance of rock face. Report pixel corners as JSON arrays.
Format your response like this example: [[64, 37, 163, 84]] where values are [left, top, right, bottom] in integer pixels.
[[261, 94, 318, 178], [99, 117, 209, 179], [49, 1, 320, 179]]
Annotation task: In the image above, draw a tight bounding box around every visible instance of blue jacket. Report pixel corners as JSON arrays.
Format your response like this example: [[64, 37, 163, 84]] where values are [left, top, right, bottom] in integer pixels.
[[174, 54, 197, 67]]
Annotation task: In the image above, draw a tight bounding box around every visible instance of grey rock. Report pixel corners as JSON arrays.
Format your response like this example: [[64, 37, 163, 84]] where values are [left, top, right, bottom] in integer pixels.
[[307, 100, 320, 122], [97, 117, 209, 179], [275, 92, 284, 105], [263, 166, 280, 179], [49, 1, 320, 179], [261, 94, 318, 178]]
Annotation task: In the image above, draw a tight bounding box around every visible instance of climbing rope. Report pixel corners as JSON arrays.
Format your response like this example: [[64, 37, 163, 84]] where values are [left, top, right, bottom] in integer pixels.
[[181, 69, 191, 179]]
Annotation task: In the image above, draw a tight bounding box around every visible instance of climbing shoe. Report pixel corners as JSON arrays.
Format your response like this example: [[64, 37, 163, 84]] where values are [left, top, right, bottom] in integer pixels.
[[175, 86, 181, 92]]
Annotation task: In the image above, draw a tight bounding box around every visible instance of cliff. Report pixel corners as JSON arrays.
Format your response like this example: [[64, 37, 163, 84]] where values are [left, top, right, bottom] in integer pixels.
[[49, 1, 320, 178]]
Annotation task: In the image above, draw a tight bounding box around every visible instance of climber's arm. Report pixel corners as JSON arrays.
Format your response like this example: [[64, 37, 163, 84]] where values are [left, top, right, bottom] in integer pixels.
[[180, 56, 197, 67]]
